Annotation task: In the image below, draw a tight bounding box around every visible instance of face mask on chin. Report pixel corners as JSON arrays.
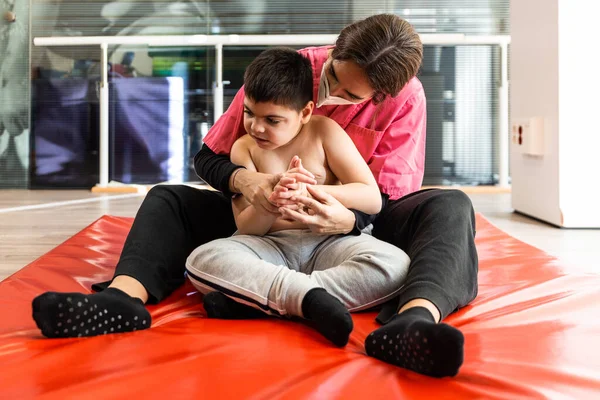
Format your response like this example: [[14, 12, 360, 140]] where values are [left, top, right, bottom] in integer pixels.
[[316, 61, 357, 108]]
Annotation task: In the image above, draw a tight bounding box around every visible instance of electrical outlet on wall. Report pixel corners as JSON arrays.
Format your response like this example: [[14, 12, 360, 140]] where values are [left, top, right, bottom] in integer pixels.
[[511, 117, 544, 156]]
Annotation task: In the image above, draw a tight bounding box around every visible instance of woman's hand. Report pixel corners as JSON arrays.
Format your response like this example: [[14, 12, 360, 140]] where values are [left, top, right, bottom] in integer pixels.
[[236, 170, 284, 215], [278, 185, 356, 234]]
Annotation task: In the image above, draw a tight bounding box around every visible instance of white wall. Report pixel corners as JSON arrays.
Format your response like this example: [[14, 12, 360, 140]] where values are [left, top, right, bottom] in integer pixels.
[[511, 0, 600, 227], [557, 1, 600, 227], [510, 0, 562, 225]]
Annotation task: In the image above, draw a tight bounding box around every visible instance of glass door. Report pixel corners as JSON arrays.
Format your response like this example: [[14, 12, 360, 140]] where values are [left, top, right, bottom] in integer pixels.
[[0, 0, 29, 188]]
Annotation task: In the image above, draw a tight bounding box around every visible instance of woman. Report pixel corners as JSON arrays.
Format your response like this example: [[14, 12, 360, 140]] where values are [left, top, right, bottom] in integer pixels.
[[33, 14, 478, 378]]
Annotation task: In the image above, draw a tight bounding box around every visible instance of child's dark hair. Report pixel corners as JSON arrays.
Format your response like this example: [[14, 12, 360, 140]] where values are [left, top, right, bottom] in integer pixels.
[[244, 47, 313, 112]]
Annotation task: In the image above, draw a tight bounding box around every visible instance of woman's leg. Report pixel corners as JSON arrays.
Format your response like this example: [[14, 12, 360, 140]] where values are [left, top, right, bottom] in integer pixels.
[[103, 185, 237, 302], [365, 188, 478, 378], [32, 185, 237, 338]]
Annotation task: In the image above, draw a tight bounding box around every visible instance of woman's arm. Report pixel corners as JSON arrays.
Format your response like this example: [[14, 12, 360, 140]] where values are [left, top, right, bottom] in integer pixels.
[[194, 87, 247, 195], [194, 144, 240, 196], [348, 193, 390, 232]]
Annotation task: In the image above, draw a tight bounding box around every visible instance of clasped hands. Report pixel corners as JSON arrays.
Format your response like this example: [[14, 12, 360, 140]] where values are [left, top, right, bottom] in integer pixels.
[[268, 156, 355, 234], [268, 155, 315, 216]]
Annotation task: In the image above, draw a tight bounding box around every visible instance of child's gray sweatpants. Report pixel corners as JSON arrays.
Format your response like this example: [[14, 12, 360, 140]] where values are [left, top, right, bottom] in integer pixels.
[[185, 229, 410, 318]]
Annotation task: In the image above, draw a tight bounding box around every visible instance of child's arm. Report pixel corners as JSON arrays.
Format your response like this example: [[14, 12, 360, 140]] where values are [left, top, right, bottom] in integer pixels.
[[314, 118, 383, 214], [230, 138, 279, 235]]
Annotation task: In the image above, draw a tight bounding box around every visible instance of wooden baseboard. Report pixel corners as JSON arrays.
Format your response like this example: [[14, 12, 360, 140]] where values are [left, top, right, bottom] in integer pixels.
[[91, 185, 149, 194], [90, 182, 217, 194]]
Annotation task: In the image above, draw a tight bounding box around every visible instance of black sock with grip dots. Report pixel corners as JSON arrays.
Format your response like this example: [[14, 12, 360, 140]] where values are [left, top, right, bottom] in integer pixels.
[[364, 307, 464, 377], [32, 288, 151, 338]]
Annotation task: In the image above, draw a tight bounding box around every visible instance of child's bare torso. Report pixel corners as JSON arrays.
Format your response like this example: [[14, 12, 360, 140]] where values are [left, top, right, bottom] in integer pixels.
[[244, 116, 340, 231]]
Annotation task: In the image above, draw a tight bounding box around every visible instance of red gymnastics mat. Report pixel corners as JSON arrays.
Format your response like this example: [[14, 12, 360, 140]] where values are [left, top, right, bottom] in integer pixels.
[[1, 215, 600, 399]]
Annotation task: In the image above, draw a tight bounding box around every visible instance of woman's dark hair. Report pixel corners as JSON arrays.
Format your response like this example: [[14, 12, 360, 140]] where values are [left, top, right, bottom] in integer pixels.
[[244, 47, 313, 112], [332, 14, 423, 103]]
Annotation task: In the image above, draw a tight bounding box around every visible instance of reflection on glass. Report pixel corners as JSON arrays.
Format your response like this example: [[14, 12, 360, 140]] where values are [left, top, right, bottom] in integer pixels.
[[27, 1, 508, 187]]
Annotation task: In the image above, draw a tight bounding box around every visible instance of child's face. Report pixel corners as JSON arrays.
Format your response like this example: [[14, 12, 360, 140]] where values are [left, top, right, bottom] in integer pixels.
[[243, 97, 313, 150]]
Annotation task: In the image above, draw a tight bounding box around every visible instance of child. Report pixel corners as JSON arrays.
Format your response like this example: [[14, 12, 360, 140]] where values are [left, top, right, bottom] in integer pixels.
[[185, 47, 410, 347]]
